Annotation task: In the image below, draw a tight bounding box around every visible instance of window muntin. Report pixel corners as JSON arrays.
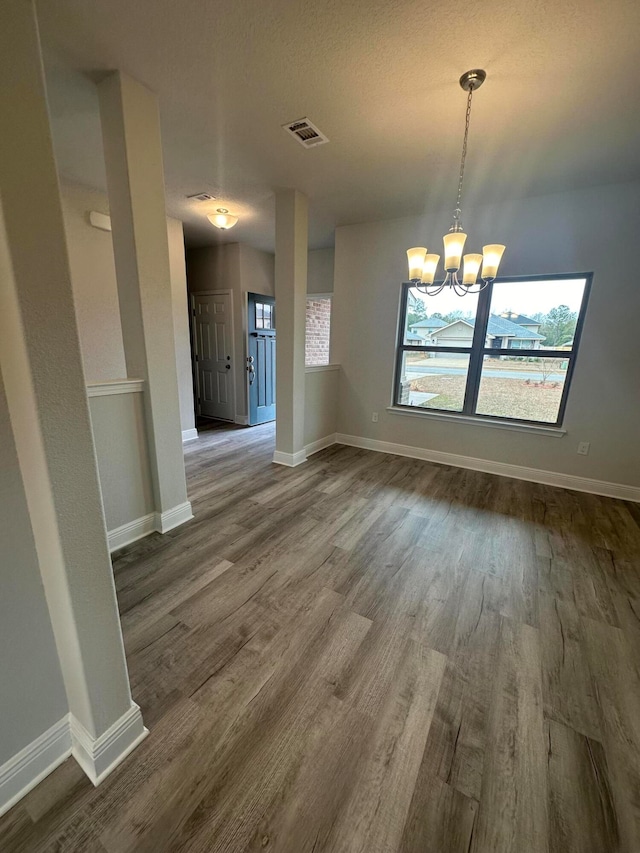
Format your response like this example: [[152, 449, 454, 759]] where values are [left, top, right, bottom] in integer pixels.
[[394, 274, 591, 427], [255, 301, 274, 330]]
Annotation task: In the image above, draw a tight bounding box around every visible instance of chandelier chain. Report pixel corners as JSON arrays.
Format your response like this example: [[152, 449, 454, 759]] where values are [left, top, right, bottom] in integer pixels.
[[454, 85, 474, 217]]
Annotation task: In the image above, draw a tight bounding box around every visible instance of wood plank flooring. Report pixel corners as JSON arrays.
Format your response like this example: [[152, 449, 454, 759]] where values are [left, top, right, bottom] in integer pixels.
[[3, 421, 640, 852]]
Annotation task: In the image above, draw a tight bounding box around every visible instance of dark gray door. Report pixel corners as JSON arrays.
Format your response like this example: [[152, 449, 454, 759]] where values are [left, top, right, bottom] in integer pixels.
[[247, 293, 275, 425]]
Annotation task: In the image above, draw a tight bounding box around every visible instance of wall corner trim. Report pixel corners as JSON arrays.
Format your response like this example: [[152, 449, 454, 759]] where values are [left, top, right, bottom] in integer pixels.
[[69, 704, 148, 787], [273, 449, 308, 467], [155, 501, 194, 533], [182, 428, 198, 442], [305, 434, 337, 456], [234, 415, 249, 426], [334, 434, 640, 502], [0, 717, 72, 818]]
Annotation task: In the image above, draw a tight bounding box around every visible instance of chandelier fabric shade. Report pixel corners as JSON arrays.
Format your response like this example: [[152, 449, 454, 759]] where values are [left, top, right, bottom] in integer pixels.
[[406, 70, 505, 296]]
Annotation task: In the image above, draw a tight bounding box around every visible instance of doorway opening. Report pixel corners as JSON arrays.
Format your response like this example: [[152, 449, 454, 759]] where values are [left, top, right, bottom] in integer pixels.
[[247, 292, 276, 425]]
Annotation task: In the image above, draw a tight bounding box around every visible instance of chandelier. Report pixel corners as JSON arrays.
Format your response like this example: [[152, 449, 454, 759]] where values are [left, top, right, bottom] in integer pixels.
[[208, 208, 239, 230], [407, 70, 505, 296]]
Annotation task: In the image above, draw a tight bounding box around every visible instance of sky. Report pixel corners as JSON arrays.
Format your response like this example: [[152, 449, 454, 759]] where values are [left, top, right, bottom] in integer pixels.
[[411, 277, 587, 318]]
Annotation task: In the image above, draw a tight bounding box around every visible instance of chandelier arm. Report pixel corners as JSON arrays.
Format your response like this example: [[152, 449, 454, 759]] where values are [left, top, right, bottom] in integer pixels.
[[427, 282, 447, 296], [459, 280, 490, 295]]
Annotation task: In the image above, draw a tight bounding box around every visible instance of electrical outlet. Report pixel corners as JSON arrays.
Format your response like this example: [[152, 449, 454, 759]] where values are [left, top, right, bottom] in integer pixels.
[[577, 441, 590, 456], [371, 412, 379, 423]]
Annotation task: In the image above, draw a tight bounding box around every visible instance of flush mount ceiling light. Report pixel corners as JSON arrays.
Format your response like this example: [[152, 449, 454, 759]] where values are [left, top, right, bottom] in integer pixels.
[[407, 70, 505, 296], [207, 208, 238, 230]]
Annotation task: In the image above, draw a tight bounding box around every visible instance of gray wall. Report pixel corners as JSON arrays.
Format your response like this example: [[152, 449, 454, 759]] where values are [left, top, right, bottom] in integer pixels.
[[332, 180, 640, 487], [0, 370, 67, 766]]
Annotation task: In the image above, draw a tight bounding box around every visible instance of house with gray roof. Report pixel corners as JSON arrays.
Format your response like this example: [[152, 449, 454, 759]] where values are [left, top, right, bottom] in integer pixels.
[[429, 314, 545, 356], [408, 316, 447, 343], [496, 311, 542, 334]]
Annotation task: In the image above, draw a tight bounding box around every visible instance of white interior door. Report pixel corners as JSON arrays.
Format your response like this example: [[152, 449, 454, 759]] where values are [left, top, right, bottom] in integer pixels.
[[192, 292, 234, 421]]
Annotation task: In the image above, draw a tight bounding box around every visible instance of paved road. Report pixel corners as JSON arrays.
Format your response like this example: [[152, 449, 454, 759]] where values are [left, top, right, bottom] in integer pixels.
[[405, 365, 566, 382]]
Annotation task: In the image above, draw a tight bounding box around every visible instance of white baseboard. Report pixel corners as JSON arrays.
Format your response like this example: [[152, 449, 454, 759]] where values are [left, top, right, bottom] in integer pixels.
[[305, 434, 337, 457], [182, 428, 198, 442], [273, 449, 308, 467], [70, 703, 148, 786], [107, 513, 156, 552], [0, 717, 71, 818], [108, 502, 194, 552], [234, 414, 249, 426], [334, 433, 640, 502], [155, 501, 194, 533], [0, 704, 149, 815]]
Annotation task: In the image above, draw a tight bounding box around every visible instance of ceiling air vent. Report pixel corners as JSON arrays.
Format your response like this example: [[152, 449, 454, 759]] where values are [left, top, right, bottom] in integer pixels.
[[282, 117, 329, 149], [186, 191, 216, 202]]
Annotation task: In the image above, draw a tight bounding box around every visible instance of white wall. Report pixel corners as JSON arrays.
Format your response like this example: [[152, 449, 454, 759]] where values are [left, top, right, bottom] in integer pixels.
[[167, 218, 196, 435], [332, 180, 640, 488], [187, 242, 275, 421], [0, 370, 67, 769], [89, 389, 154, 532], [60, 182, 195, 433], [61, 183, 126, 381], [308, 248, 334, 294], [305, 367, 339, 448]]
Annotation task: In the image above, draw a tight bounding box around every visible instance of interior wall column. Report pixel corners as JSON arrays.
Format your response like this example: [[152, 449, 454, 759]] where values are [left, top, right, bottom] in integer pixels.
[[98, 71, 191, 530], [0, 0, 146, 782], [274, 188, 308, 466]]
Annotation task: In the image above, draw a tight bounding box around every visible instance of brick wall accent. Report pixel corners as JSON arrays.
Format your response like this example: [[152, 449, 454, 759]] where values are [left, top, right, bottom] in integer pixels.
[[305, 298, 331, 366]]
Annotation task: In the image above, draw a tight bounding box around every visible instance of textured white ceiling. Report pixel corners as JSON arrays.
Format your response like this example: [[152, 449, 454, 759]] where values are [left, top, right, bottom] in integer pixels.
[[36, 0, 640, 251]]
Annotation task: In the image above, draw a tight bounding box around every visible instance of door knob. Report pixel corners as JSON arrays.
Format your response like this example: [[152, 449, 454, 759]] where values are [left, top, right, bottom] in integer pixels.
[[225, 364, 231, 369]]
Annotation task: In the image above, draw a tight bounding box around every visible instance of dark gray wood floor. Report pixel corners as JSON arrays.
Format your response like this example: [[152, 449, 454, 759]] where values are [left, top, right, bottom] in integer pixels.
[[3, 421, 640, 852]]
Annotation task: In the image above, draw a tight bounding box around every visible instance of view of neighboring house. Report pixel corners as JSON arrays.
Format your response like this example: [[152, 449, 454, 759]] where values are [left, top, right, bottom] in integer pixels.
[[405, 331, 425, 344], [408, 316, 447, 342], [427, 313, 545, 355], [496, 311, 543, 336]]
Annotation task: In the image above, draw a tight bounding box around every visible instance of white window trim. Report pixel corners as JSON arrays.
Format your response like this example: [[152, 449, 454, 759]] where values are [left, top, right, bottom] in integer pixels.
[[386, 405, 566, 437]]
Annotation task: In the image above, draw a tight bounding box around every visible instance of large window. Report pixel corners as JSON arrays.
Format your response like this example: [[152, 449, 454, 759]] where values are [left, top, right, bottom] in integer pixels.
[[394, 274, 592, 427]]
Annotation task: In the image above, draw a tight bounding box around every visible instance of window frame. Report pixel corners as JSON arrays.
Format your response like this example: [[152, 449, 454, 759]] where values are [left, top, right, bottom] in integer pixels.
[[393, 272, 593, 428]]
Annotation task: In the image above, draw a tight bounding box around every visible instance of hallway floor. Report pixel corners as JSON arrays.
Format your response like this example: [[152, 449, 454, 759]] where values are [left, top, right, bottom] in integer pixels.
[[3, 422, 640, 851]]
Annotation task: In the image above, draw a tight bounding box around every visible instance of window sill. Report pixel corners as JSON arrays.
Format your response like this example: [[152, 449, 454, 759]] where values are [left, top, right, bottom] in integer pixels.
[[386, 406, 566, 437], [305, 363, 340, 373]]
